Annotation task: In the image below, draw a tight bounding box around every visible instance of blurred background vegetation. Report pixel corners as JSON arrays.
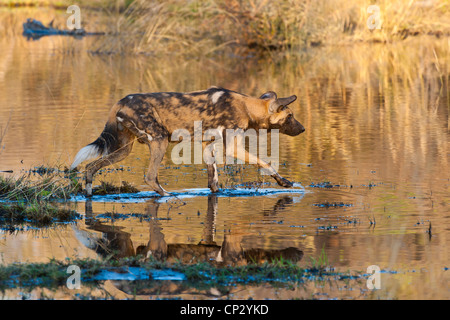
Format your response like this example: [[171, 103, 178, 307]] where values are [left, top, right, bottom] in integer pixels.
[[1, 0, 450, 56]]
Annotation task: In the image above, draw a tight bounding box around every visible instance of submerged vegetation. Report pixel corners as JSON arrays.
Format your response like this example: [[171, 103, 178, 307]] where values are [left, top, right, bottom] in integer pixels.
[[0, 201, 80, 227]]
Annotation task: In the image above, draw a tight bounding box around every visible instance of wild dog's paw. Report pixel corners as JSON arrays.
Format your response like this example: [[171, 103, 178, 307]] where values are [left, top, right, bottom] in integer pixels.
[[85, 183, 93, 197], [208, 183, 220, 193], [272, 175, 294, 188]]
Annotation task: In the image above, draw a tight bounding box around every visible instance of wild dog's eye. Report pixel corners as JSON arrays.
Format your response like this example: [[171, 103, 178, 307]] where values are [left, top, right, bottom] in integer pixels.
[[287, 114, 293, 118]]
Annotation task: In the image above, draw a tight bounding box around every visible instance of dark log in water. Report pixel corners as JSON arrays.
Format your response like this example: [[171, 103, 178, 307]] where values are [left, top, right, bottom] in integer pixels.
[[22, 18, 104, 40]]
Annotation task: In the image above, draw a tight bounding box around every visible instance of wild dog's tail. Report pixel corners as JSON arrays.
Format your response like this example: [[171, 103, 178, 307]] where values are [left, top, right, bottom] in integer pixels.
[[70, 103, 122, 170]]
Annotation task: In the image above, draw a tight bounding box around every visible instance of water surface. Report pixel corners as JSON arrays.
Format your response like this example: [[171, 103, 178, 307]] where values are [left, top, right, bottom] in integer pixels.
[[0, 8, 449, 299]]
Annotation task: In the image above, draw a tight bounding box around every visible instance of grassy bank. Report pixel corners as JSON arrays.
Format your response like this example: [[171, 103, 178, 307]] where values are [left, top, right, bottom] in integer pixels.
[[0, 166, 82, 226], [0, 169, 144, 200], [0, 167, 81, 201], [0, 167, 145, 226], [2, 0, 449, 55], [0, 255, 346, 291], [90, 0, 450, 55], [0, 0, 133, 11]]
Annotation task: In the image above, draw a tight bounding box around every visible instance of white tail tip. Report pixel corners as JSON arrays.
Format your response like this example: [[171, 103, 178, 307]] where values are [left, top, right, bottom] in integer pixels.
[[70, 144, 101, 170]]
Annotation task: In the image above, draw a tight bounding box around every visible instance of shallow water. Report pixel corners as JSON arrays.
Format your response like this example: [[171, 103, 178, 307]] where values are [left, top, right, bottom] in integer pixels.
[[0, 8, 449, 299]]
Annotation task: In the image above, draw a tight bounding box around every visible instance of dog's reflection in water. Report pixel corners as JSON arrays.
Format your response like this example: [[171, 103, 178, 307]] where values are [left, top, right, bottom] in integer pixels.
[[82, 195, 303, 266], [83, 200, 135, 258]]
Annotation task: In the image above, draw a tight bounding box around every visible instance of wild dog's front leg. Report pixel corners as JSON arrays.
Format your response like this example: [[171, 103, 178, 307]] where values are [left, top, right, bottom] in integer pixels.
[[207, 163, 220, 193], [226, 134, 293, 188], [270, 173, 294, 188], [233, 148, 293, 188], [203, 141, 221, 193], [250, 152, 293, 188]]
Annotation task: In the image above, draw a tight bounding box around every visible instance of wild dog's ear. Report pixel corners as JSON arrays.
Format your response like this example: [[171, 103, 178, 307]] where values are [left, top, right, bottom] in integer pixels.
[[260, 91, 278, 114], [260, 91, 277, 100], [261, 91, 297, 114], [276, 95, 297, 110]]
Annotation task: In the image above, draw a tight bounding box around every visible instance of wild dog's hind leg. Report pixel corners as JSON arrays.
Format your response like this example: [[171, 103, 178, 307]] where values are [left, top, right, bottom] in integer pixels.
[[85, 138, 134, 196], [117, 112, 170, 196], [145, 138, 170, 196]]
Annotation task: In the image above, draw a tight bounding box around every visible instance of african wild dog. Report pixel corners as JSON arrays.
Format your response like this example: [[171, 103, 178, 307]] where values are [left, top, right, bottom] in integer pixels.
[[70, 87, 305, 196]]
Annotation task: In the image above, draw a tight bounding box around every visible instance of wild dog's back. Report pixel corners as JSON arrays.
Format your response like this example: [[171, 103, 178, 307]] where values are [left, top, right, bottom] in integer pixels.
[[115, 87, 251, 135]]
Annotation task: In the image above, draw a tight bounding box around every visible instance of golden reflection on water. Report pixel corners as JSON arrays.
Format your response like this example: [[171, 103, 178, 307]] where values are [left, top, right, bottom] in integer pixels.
[[0, 9, 449, 299]]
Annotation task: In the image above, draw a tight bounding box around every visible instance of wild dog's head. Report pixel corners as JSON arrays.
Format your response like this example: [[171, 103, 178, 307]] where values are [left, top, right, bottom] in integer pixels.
[[260, 91, 305, 136]]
